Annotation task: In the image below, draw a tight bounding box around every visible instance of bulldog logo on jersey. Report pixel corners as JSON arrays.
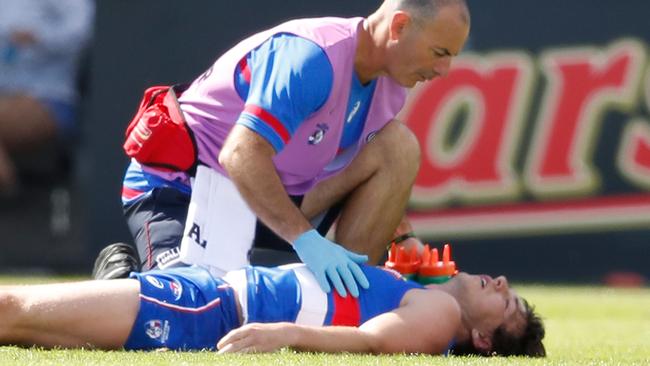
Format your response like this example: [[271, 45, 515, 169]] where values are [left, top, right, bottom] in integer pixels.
[[144, 319, 170, 343], [308, 123, 329, 145]]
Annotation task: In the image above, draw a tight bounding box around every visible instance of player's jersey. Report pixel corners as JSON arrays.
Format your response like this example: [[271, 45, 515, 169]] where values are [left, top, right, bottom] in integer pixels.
[[124, 265, 422, 351], [223, 264, 423, 326]]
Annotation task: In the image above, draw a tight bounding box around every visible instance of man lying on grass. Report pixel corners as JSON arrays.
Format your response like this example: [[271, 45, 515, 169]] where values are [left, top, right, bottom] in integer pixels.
[[0, 264, 545, 356]]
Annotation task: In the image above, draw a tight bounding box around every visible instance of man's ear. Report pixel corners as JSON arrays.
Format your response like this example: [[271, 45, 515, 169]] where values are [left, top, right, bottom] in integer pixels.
[[471, 328, 492, 354], [389, 11, 412, 40]]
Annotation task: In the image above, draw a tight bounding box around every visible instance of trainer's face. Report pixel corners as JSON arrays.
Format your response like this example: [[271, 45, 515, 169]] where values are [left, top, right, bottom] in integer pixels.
[[386, 5, 469, 87], [452, 273, 527, 342]]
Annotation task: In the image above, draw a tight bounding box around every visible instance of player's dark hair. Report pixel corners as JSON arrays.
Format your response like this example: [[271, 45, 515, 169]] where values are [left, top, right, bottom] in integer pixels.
[[450, 298, 546, 357]]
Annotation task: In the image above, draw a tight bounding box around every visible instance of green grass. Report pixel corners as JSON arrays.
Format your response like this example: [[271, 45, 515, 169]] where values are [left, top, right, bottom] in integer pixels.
[[1, 277, 649, 365]]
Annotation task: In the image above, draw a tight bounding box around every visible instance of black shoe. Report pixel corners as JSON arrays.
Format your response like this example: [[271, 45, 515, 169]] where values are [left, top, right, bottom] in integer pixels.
[[92, 242, 140, 280]]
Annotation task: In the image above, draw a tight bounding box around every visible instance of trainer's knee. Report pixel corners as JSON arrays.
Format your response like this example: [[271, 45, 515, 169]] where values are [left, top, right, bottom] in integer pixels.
[[373, 120, 421, 179]]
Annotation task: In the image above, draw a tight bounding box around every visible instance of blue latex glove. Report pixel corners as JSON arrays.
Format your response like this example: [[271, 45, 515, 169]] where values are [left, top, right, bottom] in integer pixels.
[[294, 229, 370, 298]]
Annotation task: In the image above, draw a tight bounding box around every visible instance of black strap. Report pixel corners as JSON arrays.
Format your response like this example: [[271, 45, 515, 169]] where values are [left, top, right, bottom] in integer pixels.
[[391, 231, 416, 245]]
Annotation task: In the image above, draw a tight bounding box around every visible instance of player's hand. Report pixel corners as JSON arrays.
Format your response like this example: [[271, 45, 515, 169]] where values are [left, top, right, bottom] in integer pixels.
[[217, 322, 294, 353], [293, 229, 370, 298]]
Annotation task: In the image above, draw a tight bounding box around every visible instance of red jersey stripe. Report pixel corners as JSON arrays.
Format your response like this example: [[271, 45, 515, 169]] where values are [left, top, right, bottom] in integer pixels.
[[122, 186, 145, 199], [331, 292, 361, 326], [238, 57, 252, 83], [243, 104, 291, 144]]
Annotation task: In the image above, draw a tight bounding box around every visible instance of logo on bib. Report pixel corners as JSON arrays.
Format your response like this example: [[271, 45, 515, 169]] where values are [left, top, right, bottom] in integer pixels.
[[347, 101, 361, 123], [308, 123, 329, 145], [366, 130, 378, 143]]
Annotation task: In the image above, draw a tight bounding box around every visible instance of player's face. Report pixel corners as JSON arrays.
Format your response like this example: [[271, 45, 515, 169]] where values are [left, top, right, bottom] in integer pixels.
[[386, 5, 469, 88], [452, 273, 527, 338]]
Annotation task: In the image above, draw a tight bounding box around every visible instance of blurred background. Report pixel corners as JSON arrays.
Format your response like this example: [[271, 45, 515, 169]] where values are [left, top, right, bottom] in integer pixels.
[[1, 0, 648, 285]]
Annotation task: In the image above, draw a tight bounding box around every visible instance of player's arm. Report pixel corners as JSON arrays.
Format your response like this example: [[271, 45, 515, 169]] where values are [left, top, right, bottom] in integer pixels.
[[217, 289, 460, 354]]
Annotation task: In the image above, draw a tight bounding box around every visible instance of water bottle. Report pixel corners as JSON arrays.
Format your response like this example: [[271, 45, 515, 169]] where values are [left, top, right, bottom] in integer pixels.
[[385, 242, 420, 281], [417, 244, 458, 285], [385, 242, 458, 284]]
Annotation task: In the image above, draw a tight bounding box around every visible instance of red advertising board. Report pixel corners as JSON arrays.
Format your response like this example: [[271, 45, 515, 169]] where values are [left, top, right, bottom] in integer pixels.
[[403, 39, 650, 240]]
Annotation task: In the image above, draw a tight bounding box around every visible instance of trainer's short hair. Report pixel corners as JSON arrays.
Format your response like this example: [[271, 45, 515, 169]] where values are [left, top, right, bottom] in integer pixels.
[[392, 0, 470, 26], [450, 298, 546, 357]]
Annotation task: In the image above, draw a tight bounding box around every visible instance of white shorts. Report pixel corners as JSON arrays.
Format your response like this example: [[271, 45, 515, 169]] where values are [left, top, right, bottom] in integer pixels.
[[179, 165, 256, 277]]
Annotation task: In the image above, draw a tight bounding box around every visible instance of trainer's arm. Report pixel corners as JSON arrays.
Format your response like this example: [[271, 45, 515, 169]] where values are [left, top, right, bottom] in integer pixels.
[[219, 124, 312, 242], [217, 289, 460, 354], [221, 125, 370, 298]]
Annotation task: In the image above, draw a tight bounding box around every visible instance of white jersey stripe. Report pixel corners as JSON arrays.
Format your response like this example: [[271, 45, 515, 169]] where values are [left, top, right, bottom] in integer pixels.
[[222, 268, 249, 324], [280, 264, 328, 326]]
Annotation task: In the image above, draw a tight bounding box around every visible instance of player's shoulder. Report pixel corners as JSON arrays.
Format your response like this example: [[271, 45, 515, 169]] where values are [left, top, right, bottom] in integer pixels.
[[402, 288, 462, 323], [392, 288, 461, 354]]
